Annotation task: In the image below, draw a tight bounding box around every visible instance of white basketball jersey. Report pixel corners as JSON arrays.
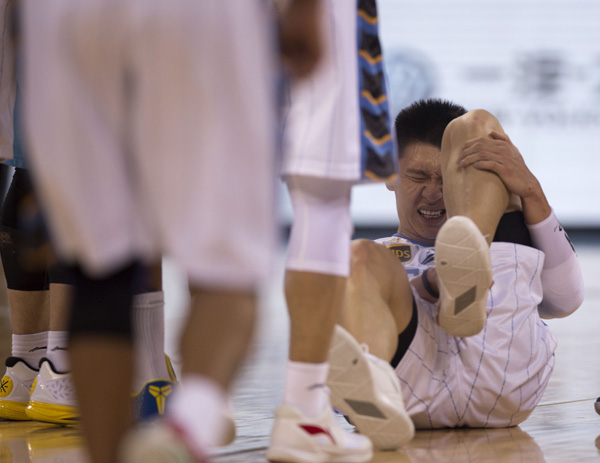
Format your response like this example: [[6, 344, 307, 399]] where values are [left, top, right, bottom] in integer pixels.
[[375, 234, 558, 428]]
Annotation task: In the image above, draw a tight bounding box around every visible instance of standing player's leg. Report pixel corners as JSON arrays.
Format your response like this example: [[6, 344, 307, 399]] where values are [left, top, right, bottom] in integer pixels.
[[122, 1, 278, 462], [270, 0, 405, 458], [23, 1, 143, 461], [131, 262, 178, 422], [0, 167, 49, 421], [283, 176, 353, 405], [26, 264, 78, 425], [268, 176, 373, 462], [67, 263, 138, 463]]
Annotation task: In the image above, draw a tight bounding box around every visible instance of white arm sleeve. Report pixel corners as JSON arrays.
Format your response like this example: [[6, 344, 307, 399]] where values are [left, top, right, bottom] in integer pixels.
[[527, 209, 585, 319]]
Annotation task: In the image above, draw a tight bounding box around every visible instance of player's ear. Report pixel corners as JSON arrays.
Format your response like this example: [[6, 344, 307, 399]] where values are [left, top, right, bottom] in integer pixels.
[[385, 176, 398, 191]]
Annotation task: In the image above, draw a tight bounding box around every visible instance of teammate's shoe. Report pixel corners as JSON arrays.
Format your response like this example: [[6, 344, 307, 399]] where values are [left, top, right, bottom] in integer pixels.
[[434, 215, 492, 337], [327, 324, 414, 450], [0, 357, 38, 421], [266, 403, 373, 463], [165, 354, 178, 383], [132, 354, 181, 422], [132, 379, 177, 422], [26, 359, 78, 425], [121, 421, 209, 463]]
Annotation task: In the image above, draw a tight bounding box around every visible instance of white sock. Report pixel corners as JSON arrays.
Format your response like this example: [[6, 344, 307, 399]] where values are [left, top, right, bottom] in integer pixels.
[[168, 375, 229, 452], [132, 291, 170, 392], [283, 360, 330, 418], [12, 332, 47, 369], [46, 331, 70, 373]]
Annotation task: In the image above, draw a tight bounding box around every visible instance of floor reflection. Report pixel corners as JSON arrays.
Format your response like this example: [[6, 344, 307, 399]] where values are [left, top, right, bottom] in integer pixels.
[[0, 422, 88, 463], [394, 427, 545, 463]]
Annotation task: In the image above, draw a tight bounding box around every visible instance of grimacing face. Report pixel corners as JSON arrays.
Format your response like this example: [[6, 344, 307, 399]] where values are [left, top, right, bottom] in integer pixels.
[[386, 142, 446, 245]]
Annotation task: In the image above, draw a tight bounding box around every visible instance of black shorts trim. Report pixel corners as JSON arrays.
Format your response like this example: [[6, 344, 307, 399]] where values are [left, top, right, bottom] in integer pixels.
[[390, 299, 418, 368], [492, 211, 532, 247]]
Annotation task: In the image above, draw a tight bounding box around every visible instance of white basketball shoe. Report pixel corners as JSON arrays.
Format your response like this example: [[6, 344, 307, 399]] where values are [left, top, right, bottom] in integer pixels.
[[26, 358, 78, 424], [434, 215, 492, 337], [267, 403, 373, 463], [0, 357, 38, 420], [327, 325, 414, 450]]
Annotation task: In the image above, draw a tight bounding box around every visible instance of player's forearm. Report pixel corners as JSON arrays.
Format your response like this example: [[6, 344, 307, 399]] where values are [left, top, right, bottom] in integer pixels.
[[529, 209, 585, 318], [519, 178, 551, 226]]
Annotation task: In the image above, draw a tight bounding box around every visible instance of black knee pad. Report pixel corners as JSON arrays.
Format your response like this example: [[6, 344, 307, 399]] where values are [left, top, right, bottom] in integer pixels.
[[69, 262, 141, 340], [1, 167, 32, 229], [0, 224, 48, 291], [0, 167, 52, 285]]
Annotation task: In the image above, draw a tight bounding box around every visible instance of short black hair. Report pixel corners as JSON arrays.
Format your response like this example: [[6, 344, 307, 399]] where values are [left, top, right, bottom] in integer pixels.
[[394, 99, 467, 158]]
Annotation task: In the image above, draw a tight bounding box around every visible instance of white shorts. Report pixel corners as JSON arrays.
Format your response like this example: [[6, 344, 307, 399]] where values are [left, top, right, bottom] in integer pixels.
[[281, 0, 396, 182], [395, 242, 557, 428], [23, 0, 277, 289]]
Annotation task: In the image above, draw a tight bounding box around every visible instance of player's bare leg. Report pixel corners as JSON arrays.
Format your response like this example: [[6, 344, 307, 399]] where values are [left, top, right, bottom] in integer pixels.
[[24, 281, 77, 426], [286, 270, 342, 364], [434, 110, 512, 337], [336, 239, 414, 362], [323, 240, 416, 450], [441, 109, 512, 243], [280, 176, 355, 418], [7, 291, 49, 336], [69, 337, 133, 463], [181, 288, 256, 391], [48, 283, 72, 330]]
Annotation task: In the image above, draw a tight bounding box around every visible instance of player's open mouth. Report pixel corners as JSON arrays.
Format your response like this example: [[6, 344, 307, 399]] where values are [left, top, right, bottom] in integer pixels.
[[418, 209, 446, 219]]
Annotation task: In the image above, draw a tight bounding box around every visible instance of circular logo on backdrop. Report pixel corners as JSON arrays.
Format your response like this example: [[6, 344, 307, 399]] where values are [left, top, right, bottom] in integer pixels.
[[385, 49, 437, 118]]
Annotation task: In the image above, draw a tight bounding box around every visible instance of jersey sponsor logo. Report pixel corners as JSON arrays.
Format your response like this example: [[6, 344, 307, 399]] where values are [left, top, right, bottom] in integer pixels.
[[388, 244, 412, 262]]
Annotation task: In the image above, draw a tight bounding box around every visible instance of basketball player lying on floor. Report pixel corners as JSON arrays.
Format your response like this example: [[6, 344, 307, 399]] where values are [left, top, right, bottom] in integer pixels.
[[325, 98, 584, 442]]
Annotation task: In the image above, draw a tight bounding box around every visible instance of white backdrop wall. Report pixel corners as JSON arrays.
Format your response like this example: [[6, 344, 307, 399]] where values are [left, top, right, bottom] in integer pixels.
[[280, 0, 600, 228]]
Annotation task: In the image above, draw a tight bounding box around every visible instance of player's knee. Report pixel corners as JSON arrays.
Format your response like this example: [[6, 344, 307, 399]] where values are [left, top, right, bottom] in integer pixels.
[[456, 109, 501, 136], [445, 109, 496, 137], [69, 261, 141, 340], [0, 224, 49, 291], [350, 239, 381, 275]]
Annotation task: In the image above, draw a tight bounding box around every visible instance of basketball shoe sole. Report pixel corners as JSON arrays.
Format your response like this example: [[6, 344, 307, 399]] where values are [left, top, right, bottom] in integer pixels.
[[435, 215, 492, 337], [327, 325, 414, 450]]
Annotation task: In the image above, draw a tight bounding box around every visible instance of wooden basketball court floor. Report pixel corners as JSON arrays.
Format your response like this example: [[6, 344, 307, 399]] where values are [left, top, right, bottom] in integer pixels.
[[1, 236, 599, 463]]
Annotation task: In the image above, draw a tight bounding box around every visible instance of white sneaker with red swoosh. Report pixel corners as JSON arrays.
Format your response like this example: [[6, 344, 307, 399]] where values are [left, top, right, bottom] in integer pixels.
[[267, 403, 372, 463]]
